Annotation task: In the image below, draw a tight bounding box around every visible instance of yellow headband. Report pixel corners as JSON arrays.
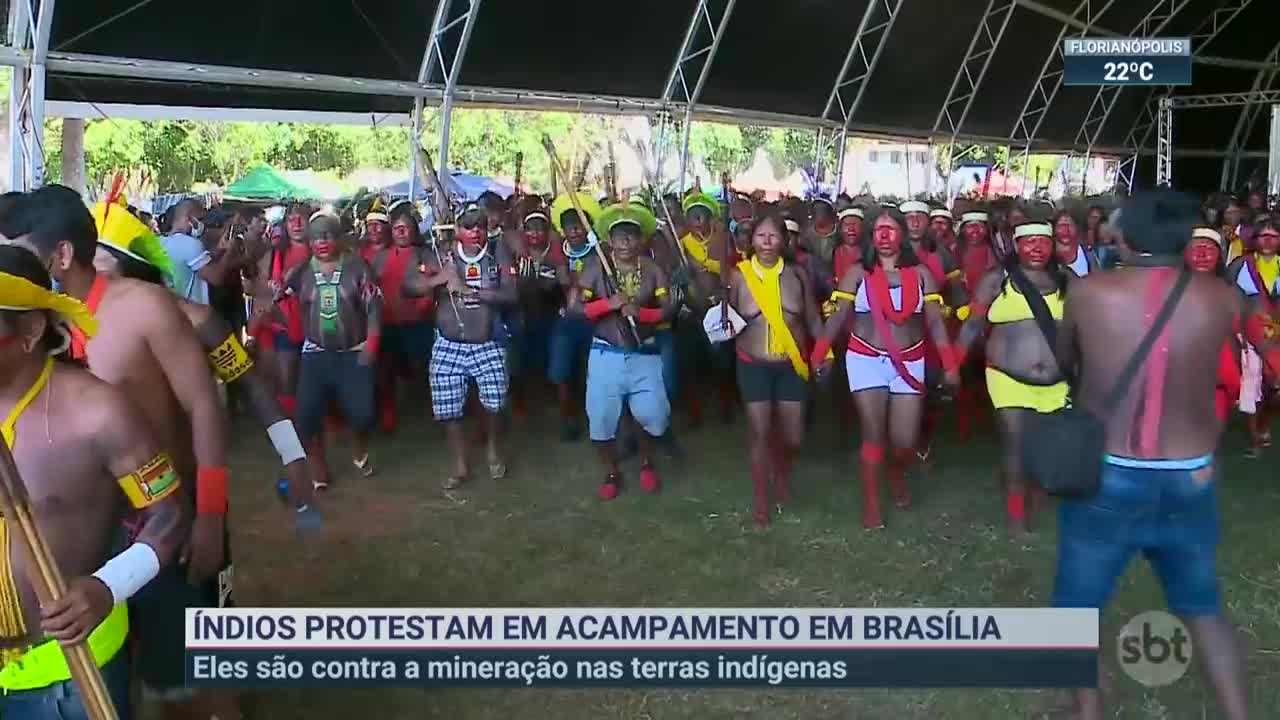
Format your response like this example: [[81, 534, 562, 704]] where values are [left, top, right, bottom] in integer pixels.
[[0, 271, 98, 338]]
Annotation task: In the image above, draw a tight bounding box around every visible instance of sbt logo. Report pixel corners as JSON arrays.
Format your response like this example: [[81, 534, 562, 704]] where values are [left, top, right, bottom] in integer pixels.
[[1116, 611, 1192, 687]]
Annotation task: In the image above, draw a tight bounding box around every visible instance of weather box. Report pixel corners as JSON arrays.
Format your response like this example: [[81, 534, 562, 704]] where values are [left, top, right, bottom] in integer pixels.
[[1062, 37, 1192, 86]]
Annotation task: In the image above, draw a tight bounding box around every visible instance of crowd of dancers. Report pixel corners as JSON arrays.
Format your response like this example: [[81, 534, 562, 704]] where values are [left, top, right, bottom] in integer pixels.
[[0, 176, 1274, 718]]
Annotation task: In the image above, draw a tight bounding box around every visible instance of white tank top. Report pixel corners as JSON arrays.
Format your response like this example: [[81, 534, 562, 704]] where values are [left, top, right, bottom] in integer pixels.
[[1066, 247, 1090, 277], [853, 276, 924, 314]]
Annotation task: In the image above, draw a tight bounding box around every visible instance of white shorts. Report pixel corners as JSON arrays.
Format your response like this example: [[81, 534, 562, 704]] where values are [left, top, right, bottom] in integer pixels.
[[845, 349, 924, 395]]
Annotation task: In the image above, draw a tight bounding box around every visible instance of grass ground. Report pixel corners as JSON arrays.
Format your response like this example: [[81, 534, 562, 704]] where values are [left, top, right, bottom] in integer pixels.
[[226, 392, 1280, 720]]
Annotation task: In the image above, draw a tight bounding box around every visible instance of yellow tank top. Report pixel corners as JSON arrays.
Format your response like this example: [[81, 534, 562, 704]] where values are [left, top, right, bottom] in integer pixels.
[[987, 284, 1064, 324]]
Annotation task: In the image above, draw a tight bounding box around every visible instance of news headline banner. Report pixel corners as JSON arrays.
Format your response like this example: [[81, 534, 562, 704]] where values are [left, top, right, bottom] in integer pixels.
[[186, 608, 1099, 688], [1063, 37, 1192, 86]]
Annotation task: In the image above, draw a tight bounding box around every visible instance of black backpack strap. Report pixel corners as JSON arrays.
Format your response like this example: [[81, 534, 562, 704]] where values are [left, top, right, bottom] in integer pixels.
[[1101, 269, 1191, 414], [1006, 263, 1060, 355]]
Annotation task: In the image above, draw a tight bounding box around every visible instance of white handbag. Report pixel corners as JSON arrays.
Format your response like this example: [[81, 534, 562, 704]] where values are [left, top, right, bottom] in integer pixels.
[[702, 303, 746, 344]]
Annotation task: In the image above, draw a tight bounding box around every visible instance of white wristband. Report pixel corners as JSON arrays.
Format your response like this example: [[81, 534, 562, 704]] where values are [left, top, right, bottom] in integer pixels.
[[92, 543, 160, 604], [267, 419, 307, 466]]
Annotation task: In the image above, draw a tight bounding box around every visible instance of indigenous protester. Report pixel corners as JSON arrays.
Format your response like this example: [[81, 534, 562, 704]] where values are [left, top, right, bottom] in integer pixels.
[[369, 201, 434, 434], [1184, 227, 1241, 424], [92, 206, 316, 511], [828, 206, 866, 432], [277, 212, 383, 485], [804, 197, 840, 271], [1052, 209, 1097, 278], [570, 203, 673, 500], [725, 210, 826, 527], [546, 192, 602, 441], [4, 185, 235, 719], [929, 208, 957, 256], [1226, 217, 1280, 457], [678, 191, 738, 426], [956, 222, 1069, 534], [361, 199, 391, 262], [1085, 205, 1107, 247], [812, 208, 958, 529], [1222, 197, 1247, 264], [953, 210, 1000, 440], [248, 201, 313, 418], [406, 203, 518, 488], [509, 202, 563, 423], [1050, 190, 1280, 720], [0, 245, 188, 719]]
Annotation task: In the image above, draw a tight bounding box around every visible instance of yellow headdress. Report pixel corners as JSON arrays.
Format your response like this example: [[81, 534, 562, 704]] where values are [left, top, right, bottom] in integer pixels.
[[0, 271, 98, 339], [550, 193, 604, 234], [91, 193, 175, 284]]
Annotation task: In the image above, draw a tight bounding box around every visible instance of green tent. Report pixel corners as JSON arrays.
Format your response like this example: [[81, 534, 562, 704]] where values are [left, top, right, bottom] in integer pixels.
[[224, 163, 331, 201]]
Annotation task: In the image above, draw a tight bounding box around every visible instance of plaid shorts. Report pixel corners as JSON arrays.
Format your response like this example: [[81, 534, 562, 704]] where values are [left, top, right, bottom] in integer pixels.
[[429, 336, 508, 421]]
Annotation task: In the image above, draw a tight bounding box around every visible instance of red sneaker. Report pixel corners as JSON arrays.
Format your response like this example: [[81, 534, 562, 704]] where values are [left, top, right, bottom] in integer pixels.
[[639, 464, 660, 494], [598, 475, 621, 501]]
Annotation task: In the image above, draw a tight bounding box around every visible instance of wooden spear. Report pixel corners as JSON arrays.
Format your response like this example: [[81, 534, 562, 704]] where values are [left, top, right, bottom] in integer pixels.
[[0, 440, 117, 720]]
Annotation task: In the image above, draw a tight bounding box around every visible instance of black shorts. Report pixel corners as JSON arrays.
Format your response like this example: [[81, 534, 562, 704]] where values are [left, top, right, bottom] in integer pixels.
[[130, 521, 233, 695], [737, 357, 809, 404], [296, 349, 375, 439]]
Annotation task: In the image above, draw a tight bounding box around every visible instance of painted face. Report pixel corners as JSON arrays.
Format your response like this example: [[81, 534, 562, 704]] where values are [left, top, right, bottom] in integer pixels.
[[561, 212, 587, 245], [309, 222, 340, 260], [839, 216, 862, 245], [688, 206, 712, 237], [905, 212, 928, 240], [457, 212, 487, 248], [1053, 217, 1079, 263], [872, 216, 903, 257], [609, 224, 641, 263], [730, 200, 752, 223], [929, 217, 951, 238], [752, 218, 784, 262], [367, 220, 390, 247], [286, 210, 308, 242], [523, 217, 548, 247], [1258, 229, 1280, 255], [1016, 234, 1052, 269], [390, 219, 416, 248], [1184, 238, 1220, 273], [962, 221, 989, 246]]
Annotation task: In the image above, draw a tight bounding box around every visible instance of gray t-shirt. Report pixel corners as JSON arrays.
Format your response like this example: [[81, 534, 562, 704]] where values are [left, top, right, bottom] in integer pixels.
[[162, 232, 212, 304]]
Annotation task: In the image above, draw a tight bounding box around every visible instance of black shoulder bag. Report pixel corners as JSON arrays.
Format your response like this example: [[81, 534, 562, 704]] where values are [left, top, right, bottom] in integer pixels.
[[1020, 269, 1191, 498], [1005, 264, 1060, 366]]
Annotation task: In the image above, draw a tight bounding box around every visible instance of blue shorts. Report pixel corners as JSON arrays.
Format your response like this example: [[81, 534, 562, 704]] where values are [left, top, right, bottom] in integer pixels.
[[586, 341, 671, 442], [548, 316, 594, 385], [273, 331, 302, 354], [0, 652, 131, 719], [655, 328, 677, 400], [1053, 454, 1222, 617], [510, 315, 554, 378], [383, 322, 434, 364]]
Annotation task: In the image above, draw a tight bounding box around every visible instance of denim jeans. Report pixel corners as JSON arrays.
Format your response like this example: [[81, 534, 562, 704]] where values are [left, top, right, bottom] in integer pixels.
[[0, 653, 132, 720]]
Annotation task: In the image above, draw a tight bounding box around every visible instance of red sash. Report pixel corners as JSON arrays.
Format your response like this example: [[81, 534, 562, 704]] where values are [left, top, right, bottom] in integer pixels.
[[833, 245, 859, 284], [919, 250, 945, 289], [1244, 255, 1276, 315], [864, 266, 920, 325], [377, 247, 423, 325], [961, 243, 993, 294], [864, 267, 926, 393], [273, 242, 310, 343], [70, 273, 109, 360]]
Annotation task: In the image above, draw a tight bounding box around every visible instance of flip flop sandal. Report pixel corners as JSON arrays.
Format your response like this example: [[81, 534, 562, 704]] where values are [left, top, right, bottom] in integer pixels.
[[312, 479, 330, 492], [352, 454, 375, 477], [442, 475, 466, 490], [488, 463, 507, 480]]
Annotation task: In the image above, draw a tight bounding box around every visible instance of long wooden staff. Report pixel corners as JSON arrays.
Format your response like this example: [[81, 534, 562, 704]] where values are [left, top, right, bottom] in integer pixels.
[[541, 135, 642, 346], [411, 136, 465, 331], [629, 139, 690, 271], [573, 153, 591, 192], [0, 441, 117, 720], [512, 152, 524, 202], [605, 141, 619, 204]]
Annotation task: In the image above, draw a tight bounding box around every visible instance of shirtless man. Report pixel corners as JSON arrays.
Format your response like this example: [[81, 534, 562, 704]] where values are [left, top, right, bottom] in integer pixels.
[[546, 194, 602, 440], [678, 192, 737, 425], [279, 213, 383, 485], [361, 202, 391, 263], [92, 232, 315, 514], [405, 204, 518, 489], [569, 204, 674, 499], [0, 244, 187, 719], [4, 185, 233, 718], [1051, 190, 1280, 720]]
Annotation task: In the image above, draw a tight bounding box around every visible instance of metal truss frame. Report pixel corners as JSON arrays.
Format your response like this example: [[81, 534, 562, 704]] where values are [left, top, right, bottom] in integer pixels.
[[1070, 0, 1192, 173], [1219, 40, 1280, 190], [1154, 89, 1280, 187], [661, 0, 737, 191], [8, 0, 54, 191], [1008, 0, 1119, 194], [816, 0, 906, 195], [933, 0, 1016, 185], [408, 0, 482, 200], [1113, 0, 1255, 193]]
